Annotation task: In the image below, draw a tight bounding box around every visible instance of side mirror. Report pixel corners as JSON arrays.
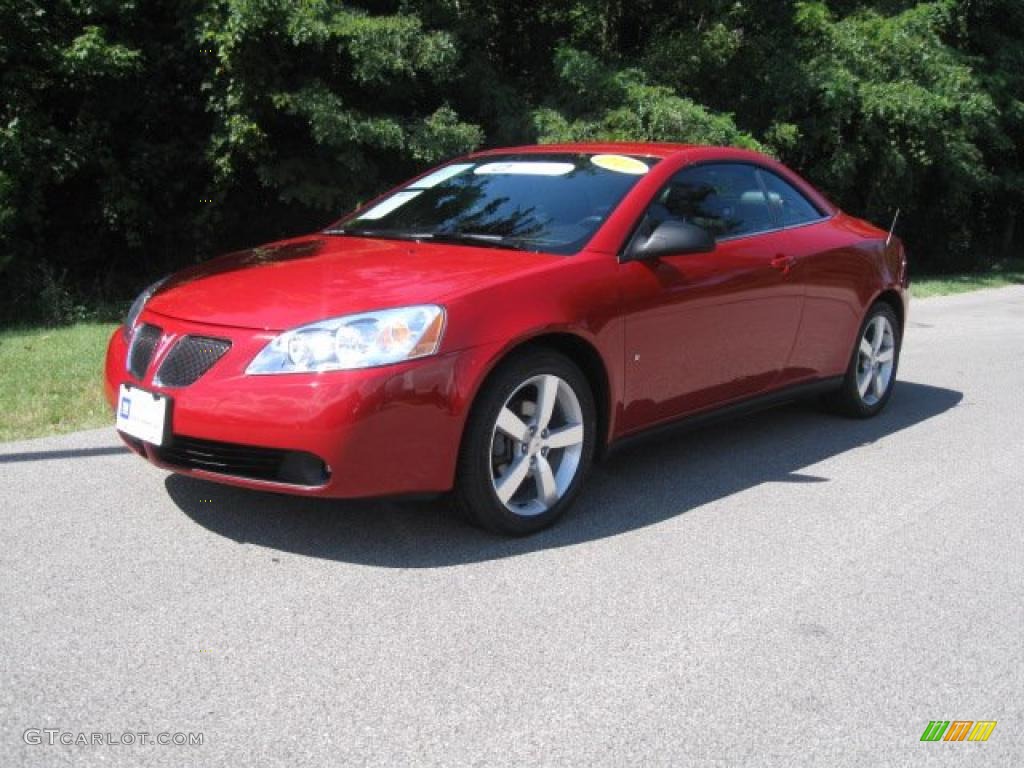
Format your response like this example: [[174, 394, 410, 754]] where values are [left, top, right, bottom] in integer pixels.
[[625, 220, 715, 261]]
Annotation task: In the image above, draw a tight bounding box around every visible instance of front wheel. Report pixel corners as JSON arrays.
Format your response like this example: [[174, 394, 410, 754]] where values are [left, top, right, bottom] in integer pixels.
[[824, 301, 901, 418], [454, 349, 596, 535]]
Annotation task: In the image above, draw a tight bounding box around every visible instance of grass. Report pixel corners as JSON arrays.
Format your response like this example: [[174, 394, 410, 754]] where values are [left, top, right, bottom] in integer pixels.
[[911, 258, 1024, 298], [0, 322, 118, 442]]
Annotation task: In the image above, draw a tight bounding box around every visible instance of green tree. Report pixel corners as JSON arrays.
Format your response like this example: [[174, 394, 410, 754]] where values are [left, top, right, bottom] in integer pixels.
[[532, 46, 760, 149], [0, 0, 211, 320], [791, 1, 1002, 268], [2, 0, 1022, 325], [953, 0, 1024, 259], [197, 1, 482, 226]]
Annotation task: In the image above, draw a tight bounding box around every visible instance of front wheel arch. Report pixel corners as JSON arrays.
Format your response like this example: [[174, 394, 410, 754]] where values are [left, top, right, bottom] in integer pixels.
[[458, 332, 613, 460]]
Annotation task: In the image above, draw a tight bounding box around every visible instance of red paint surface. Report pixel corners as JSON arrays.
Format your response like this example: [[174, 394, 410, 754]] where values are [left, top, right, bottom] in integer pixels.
[[105, 143, 907, 497]]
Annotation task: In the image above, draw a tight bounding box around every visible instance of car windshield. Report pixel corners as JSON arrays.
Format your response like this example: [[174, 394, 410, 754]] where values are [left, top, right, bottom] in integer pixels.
[[327, 153, 659, 254]]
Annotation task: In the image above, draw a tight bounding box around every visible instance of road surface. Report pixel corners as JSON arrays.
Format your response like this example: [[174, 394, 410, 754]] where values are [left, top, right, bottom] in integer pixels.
[[2, 287, 1022, 766]]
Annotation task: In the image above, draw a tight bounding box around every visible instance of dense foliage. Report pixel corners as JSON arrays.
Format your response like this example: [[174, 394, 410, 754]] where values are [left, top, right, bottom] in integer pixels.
[[2, 0, 1021, 323]]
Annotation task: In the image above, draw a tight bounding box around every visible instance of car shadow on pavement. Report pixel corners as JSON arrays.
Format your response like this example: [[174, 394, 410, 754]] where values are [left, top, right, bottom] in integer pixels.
[[166, 380, 962, 567], [0, 445, 129, 463]]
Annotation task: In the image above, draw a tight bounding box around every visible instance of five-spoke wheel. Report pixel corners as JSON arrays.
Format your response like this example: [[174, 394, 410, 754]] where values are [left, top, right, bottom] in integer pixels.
[[856, 314, 896, 406], [455, 350, 595, 535], [825, 301, 902, 417], [490, 374, 585, 516]]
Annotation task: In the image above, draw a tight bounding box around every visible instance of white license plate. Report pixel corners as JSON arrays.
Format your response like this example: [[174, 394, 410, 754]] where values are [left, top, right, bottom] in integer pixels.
[[116, 384, 170, 446]]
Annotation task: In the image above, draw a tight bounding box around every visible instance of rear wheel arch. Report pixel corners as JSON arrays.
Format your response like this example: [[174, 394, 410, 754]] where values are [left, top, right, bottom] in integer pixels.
[[871, 289, 905, 337]]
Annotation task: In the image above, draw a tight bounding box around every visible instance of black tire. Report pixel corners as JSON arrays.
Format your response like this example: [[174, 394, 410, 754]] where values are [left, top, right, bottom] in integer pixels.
[[823, 301, 901, 418], [453, 348, 596, 535]]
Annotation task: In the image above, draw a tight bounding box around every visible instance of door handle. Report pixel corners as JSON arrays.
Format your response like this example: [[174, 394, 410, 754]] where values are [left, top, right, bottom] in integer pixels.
[[770, 254, 794, 274]]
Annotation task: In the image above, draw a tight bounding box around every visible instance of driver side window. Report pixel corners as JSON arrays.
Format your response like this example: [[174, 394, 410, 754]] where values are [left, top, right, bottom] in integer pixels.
[[642, 163, 774, 241]]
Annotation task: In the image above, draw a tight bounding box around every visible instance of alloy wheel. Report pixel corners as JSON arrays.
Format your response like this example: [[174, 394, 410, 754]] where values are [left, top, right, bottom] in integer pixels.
[[488, 374, 585, 516], [856, 315, 896, 406]]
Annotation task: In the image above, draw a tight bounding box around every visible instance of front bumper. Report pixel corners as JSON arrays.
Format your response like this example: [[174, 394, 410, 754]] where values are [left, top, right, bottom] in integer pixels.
[[105, 310, 483, 498]]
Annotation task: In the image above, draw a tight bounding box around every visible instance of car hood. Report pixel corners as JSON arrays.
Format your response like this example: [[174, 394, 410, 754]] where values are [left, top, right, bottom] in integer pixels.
[[146, 235, 559, 331]]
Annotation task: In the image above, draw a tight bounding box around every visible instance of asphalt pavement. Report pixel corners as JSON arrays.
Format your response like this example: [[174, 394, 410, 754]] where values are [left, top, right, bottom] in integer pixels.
[[1, 287, 1022, 766]]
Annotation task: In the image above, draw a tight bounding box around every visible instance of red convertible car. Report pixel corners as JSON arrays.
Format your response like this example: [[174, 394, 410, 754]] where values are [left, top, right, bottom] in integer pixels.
[[106, 143, 908, 534]]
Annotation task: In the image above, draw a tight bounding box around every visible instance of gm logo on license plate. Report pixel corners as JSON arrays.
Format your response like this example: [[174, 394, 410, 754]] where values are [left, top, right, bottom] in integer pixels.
[[119, 396, 131, 419]]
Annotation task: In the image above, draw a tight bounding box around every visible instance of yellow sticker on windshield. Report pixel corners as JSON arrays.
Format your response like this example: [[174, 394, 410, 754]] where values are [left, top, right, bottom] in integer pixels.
[[590, 154, 649, 175]]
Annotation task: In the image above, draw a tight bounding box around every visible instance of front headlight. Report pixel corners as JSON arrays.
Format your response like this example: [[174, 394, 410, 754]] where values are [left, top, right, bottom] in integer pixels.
[[246, 305, 446, 374], [123, 276, 169, 340]]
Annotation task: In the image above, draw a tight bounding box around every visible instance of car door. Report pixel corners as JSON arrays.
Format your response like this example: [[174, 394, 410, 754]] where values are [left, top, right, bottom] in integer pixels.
[[755, 167, 859, 383], [617, 162, 805, 432]]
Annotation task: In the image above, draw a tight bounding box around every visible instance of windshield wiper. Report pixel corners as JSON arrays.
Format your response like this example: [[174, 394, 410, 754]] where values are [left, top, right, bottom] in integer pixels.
[[421, 232, 532, 251], [325, 228, 532, 251], [324, 227, 426, 241]]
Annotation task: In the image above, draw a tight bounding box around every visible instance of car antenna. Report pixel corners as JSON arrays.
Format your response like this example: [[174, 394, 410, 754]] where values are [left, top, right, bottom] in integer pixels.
[[886, 208, 900, 247]]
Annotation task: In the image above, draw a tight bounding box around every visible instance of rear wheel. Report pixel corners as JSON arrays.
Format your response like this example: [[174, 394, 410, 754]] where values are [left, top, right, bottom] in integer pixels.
[[824, 302, 901, 418], [454, 349, 596, 535]]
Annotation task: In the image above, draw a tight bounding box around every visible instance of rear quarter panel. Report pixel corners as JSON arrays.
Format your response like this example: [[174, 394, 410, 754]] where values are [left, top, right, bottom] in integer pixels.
[[786, 214, 901, 378]]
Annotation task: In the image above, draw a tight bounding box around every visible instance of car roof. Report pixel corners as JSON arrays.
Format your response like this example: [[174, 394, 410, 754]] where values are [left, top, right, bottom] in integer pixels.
[[469, 142, 697, 160]]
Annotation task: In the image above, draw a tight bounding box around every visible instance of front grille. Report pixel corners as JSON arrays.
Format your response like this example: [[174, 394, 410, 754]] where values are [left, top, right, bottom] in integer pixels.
[[127, 324, 162, 379], [154, 435, 330, 486], [155, 336, 231, 387]]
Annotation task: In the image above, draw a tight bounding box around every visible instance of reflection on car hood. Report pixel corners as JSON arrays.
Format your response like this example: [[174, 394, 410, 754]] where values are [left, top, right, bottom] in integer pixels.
[[146, 235, 558, 330]]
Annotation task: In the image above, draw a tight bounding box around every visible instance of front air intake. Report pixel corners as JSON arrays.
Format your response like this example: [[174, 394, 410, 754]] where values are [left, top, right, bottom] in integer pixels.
[[154, 435, 330, 486], [155, 336, 231, 387], [127, 324, 162, 379]]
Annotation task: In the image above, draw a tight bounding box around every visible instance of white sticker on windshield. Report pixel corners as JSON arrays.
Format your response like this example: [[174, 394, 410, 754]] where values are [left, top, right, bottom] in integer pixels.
[[409, 163, 474, 189], [358, 190, 422, 220], [474, 161, 575, 176]]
